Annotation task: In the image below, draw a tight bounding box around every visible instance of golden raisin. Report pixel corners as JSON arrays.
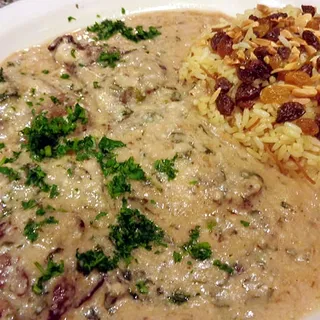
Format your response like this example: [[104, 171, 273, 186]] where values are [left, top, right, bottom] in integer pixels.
[[295, 118, 319, 135], [260, 85, 291, 104], [268, 54, 282, 69], [284, 71, 312, 86], [306, 17, 320, 30]]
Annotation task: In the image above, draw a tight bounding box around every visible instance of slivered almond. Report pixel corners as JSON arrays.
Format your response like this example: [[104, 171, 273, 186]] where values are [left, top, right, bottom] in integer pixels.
[[292, 98, 311, 105], [280, 29, 293, 39], [272, 62, 300, 73], [295, 13, 312, 28], [304, 45, 318, 56], [252, 38, 272, 46], [257, 4, 270, 14], [292, 87, 318, 98], [311, 75, 320, 82]]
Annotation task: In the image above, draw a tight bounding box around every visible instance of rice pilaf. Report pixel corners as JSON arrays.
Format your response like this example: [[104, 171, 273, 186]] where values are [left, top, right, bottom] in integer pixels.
[[180, 4, 320, 183]]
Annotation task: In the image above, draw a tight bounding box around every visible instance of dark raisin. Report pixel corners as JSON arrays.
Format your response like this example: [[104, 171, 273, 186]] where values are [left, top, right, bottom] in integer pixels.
[[277, 46, 291, 60], [266, 12, 288, 20], [217, 34, 233, 58], [216, 93, 235, 116], [315, 92, 320, 106], [237, 60, 271, 83], [254, 46, 270, 60], [237, 100, 256, 109], [301, 5, 316, 16], [299, 62, 313, 77], [316, 57, 320, 73], [264, 27, 280, 41], [276, 102, 306, 123], [314, 114, 320, 140], [235, 83, 261, 104], [214, 77, 232, 93], [211, 31, 226, 51], [249, 14, 259, 21], [302, 30, 320, 50]]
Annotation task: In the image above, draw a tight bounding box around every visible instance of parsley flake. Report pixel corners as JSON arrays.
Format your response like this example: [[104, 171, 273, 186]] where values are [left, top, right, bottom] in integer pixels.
[[32, 259, 64, 295], [213, 259, 234, 274], [68, 16, 76, 22], [154, 155, 178, 181], [87, 19, 161, 42], [97, 50, 121, 68], [60, 73, 70, 79], [24, 216, 58, 242]]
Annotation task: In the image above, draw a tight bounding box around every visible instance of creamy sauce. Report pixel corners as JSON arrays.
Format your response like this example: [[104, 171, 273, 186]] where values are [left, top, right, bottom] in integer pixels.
[[0, 10, 320, 320]]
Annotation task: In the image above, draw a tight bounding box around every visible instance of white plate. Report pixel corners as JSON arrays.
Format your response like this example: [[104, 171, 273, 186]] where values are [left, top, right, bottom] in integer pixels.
[[0, 0, 320, 319]]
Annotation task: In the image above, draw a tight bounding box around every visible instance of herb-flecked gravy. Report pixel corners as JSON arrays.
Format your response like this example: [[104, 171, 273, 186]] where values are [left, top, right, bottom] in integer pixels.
[[1, 10, 320, 320]]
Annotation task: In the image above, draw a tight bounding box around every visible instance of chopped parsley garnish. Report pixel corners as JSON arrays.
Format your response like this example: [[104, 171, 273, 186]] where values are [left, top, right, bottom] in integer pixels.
[[68, 16, 76, 22], [22, 199, 37, 210], [60, 73, 70, 79], [76, 248, 117, 275], [24, 216, 58, 242], [182, 226, 212, 261], [168, 291, 190, 305], [93, 81, 100, 89], [42, 69, 49, 74], [99, 136, 126, 153], [71, 48, 76, 58], [0, 67, 5, 82], [97, 51, 121, 68], [90, 211, 107, 224], [50, 96, 60, 104], [0, 143, 5, 150], [0, 151, 21, 165], [87, 19, 161, 43], [49, 184, 59, 198], [154, 155, 178, 181], [109, 199, 165, 259], [207, 220, 217, 232], [35, 208, 46, 216], [173, 251, 182, 263], [107, 174, 131, 198], [24, 165, 51, 192], [240, 220, 250, 227], [26, 101, 33, 107], [22, 103, 87, 160], [136, 280, 149, 294], [213, 259, 234, 274], [121, 7, 126, 14], [32, 259, 64, 295], [189, 242, 212, 261], [189, 180, 198, 185], [0, 166, 20, 181]]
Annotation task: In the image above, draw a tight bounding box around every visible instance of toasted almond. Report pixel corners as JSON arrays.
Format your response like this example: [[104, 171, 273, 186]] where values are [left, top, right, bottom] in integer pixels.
[[311, 75, 320, 82], [289, 40, 301, 47], [257, 4, 270, 14], [293, 37, 307, 45], [280, 29, 294, 39], [292, 98, 311, 105], [304, 45, 318, 56], [252, 38, 272, 46], [292, 87, 318, 98], [295, 13, 312, 28], [272, 62, 301, 74], [211, 24, 231, 31], [210, 88, 221, 104]]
